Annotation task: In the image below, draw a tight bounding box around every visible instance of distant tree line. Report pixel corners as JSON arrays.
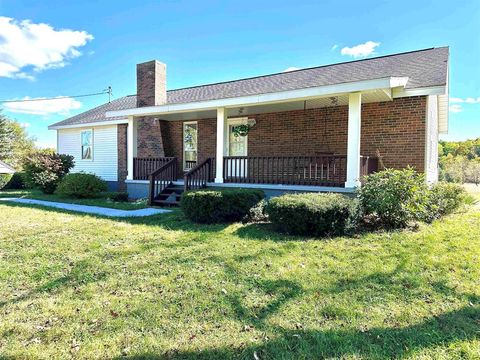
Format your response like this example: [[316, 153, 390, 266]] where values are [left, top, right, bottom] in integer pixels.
[[439, 138, 480, 185]]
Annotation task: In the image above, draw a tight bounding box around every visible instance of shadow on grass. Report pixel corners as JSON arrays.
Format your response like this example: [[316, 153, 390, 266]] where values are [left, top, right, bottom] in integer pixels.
[[116, 304, 479, 359], [0, 259, 106, 308]]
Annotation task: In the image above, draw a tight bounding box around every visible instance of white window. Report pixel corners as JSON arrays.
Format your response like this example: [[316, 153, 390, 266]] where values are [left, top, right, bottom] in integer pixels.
[[183, 122, 198, 170], [81, 129, 93, 160]]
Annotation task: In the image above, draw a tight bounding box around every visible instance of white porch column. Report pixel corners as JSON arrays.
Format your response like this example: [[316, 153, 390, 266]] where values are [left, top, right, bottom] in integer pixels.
[[126, 116, 134, 180], [345, 92, 362, 188], [215, 107, 228, 183]]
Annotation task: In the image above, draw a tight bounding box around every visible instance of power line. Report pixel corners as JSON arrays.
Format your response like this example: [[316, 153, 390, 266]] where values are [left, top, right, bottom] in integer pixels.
[[0, 87, 112, 103]]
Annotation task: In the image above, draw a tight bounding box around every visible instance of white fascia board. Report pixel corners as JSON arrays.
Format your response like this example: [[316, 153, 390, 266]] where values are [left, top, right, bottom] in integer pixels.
[[48, 118, 129, 130], [106, 77, 408, 118], [392, 85, 446, 98]]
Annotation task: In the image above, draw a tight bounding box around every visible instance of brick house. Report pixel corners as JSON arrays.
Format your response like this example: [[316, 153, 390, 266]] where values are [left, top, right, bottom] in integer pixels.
[[49, 47, 449, 205]]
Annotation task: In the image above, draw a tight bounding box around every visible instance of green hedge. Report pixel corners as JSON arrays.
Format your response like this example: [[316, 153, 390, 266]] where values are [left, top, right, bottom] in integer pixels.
[[266, 193, 358, 237], [0, 173, 12, 190], [56, 173, 108, 198], [181, 188, 264, 223], [4, 172, 26, 189]]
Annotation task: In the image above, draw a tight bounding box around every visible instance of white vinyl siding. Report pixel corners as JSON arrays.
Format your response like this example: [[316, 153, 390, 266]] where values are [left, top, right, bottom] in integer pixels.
[[57, 125, 118, 181]]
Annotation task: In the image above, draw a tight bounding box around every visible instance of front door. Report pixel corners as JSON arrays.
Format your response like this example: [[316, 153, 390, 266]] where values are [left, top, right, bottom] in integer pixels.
[[227, 123, 248, 178]]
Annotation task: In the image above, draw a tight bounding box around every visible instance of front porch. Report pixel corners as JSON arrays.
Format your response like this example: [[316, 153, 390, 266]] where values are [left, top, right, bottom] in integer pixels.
[[122, 92, 393, 205], [129, 154, 378, 205]]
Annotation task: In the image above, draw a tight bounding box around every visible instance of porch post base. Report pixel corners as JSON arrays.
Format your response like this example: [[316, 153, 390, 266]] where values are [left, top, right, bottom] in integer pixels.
[[344, 180, 361, 189]]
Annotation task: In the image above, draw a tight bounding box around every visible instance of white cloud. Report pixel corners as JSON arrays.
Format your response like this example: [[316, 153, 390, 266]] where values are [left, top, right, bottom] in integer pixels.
[[331, 44, 338, 51], [0, 17, 93, 79], [3, 96, 82, 115], [19, 122, 30, 128], [340, 41, 380, 58], [449, 97, 465, 103], [449, 97, 480, 110], [282, 67, 300, 72], [449, 104, 463, 113]]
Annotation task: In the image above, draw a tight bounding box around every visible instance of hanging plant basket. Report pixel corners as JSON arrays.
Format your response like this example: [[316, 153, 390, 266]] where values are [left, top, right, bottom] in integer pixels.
[[232, 124, 252, 137]]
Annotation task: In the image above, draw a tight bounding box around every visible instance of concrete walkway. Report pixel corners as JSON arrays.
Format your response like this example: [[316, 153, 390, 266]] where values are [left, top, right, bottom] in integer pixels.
[[0, 198, 171, 217]]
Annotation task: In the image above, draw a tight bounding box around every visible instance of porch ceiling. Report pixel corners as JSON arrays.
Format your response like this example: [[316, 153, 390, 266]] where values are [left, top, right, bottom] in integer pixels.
[[156, 89, 392, 121]]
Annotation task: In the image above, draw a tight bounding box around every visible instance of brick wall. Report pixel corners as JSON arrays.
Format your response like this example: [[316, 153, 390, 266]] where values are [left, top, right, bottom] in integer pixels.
[[117, 124, 128, 191], [121, 96, 427, 186], [136, 117, 166, 158]]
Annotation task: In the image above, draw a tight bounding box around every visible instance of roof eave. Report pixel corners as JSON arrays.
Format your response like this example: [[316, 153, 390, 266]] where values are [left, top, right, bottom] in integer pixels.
[[107, 77, 413, 118], [48, 118, 129, 130]]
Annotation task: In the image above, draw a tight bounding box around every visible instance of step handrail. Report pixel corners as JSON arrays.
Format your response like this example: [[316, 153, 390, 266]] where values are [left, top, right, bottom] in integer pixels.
[[184, 158, 215, 192], [149, 158, 177, 205]]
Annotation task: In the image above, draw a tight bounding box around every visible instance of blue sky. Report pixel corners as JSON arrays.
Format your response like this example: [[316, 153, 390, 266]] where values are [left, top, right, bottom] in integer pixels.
[[0, 0, 479, 148]]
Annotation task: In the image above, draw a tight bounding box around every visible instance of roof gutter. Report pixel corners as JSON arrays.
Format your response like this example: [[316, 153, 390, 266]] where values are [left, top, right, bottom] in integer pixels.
[[106, 77, 410, 118]]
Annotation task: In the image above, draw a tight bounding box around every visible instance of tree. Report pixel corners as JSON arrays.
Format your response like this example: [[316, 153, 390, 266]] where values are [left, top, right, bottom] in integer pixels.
[[0, 113, 15, 161], [0, 112, 36, 169]]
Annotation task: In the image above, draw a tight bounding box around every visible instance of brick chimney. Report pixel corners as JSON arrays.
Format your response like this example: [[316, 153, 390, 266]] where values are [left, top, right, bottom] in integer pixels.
[[136, 60, 167, 107]]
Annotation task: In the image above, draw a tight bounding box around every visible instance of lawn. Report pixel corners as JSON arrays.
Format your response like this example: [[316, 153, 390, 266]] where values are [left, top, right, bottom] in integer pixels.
[[0, 189, 148, 210], [0, 198, 479, 359]]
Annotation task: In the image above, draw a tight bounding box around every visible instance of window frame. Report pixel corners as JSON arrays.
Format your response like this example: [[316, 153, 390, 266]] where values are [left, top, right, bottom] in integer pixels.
[[80, 128, 94, 161], [182, 121, 198, 171]]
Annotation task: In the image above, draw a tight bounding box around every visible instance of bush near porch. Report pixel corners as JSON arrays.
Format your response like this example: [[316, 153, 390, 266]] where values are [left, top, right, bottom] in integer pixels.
[[181, 188, 264, 223], [266, 193, 358, 236]]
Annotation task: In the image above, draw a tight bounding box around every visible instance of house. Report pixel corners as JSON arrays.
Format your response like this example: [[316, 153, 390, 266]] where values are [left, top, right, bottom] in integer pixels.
[[0, 160, 15, 174], [49, 47, 449, 205]]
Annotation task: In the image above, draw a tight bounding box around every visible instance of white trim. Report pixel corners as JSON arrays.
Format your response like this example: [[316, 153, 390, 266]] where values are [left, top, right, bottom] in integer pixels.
[[48, 118, 129, 130], [205, 182, 354, 193], [80, 128, 94, 161], [345, 93, 362, 188], [226, 117, 249, 157], [106, 77, 409, 118], [126, 179, 354, 193], [392, 85, 446, 98], [127, 117, 134, 180], [215, 108, 227, 183]]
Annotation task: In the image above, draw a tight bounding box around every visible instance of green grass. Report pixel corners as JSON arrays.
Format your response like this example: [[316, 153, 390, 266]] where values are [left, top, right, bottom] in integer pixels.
[[0, 189, 148, 210], [0, 198, 479, 359]]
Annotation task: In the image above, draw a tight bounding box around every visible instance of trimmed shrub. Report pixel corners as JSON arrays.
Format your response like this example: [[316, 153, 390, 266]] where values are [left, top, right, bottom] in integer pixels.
[[4, 172, 26, 189], [0, 173, 12, 190], [426, 182, 468, 219], [358, 168, 430, 228], [23, 151, 74, 194], [56, 173, 107, 198], [266, 193, 358, 237], [181, 188, 264, 223], [242, 199, 269, 223], [108, 192, 129, 202]]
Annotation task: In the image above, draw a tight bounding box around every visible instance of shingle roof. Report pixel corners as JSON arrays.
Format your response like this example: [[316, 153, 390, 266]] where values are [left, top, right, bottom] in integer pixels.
[[50, 47, 448, 128]]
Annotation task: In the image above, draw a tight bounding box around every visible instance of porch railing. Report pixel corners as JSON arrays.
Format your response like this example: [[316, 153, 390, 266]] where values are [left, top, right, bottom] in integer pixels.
[[184, 158, 215, 191], [148, 158, 177, 205], [222, 155, 378, 187], [223, 155, 346, 187], [134, 157, 175, 180]]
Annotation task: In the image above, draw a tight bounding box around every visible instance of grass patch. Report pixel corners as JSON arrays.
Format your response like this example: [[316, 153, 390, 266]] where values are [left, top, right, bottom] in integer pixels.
[[0, 189, 147, 210], [0, 192, 478, 358]]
